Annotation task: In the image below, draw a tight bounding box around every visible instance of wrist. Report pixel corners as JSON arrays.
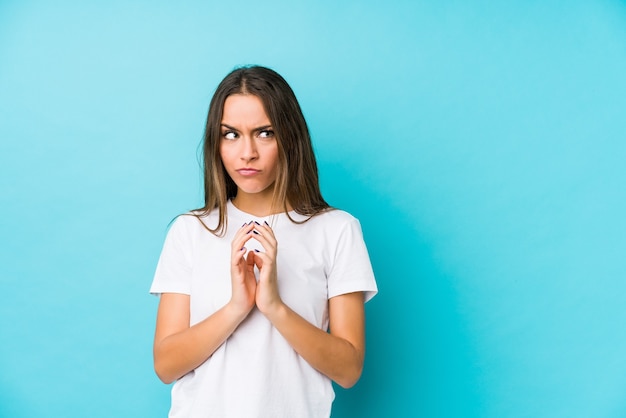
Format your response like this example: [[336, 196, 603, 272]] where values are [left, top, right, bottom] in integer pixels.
[[225, 299, 253, 323], [260, 300, 287, 323]]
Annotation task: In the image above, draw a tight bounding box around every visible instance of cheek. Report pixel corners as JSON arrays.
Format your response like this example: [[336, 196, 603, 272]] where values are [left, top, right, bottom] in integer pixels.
[[269, 153, 280, 175], [269, 145, 280, 168], [219, 147, 233, 169]]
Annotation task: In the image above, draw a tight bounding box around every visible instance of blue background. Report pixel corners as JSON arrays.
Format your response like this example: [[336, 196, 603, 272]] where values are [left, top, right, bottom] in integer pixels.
[[1, 1, 626, 417]]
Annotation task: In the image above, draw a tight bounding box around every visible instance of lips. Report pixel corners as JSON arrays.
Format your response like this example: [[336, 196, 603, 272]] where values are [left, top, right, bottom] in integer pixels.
[[236, 168, 261, 176]]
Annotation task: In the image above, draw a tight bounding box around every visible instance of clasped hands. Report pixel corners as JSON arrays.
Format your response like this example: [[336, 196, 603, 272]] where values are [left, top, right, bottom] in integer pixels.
[[229, 221, 282, 317]]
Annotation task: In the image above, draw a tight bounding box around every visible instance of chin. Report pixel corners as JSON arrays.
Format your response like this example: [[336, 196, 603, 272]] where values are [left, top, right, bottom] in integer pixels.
[[235, 184, 274, 195], [233, 179, 276, 195]]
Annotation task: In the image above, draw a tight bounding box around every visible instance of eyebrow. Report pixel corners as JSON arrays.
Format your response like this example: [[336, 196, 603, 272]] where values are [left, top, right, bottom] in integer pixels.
[[220, 124, 273, 132]]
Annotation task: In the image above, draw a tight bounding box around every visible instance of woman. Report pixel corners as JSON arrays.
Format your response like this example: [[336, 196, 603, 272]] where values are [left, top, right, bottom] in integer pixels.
[[150, 65, 377, 417]]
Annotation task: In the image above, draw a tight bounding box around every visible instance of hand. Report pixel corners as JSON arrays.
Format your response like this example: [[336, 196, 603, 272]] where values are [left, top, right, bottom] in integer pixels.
[[248, 222, 284, 315], [228, 222, 257, 316]]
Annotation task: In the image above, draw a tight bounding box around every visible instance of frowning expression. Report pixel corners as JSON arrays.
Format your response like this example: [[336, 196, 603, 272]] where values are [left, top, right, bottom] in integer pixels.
[[220, 94, 279, 198]]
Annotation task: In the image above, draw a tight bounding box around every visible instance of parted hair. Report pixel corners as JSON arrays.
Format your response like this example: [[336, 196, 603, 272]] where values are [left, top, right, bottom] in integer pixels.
[[192, 65, 330, 235]]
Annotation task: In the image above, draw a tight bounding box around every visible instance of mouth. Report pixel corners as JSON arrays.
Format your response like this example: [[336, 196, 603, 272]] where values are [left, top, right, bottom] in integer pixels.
[[236, 168, 261, 176]]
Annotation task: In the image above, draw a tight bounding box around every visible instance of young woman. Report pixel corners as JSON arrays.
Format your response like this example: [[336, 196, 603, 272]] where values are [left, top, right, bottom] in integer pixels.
[[150, 65, 377, 417]]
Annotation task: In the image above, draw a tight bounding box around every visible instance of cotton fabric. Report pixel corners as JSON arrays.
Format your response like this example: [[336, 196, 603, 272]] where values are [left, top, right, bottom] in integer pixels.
[[150, 201, 377, 418]]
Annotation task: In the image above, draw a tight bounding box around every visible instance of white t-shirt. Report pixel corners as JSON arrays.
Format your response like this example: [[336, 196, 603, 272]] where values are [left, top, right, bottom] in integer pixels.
[[150, 201, 378, 418]]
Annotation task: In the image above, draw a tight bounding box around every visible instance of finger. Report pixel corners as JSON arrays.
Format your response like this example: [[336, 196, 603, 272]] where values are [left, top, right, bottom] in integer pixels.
[[251, 251, 276, 285], [232, 245, 249, 268], [232, 248, 247, 269], [250, 223, 277, 244], [249, 233, 277, 257], [232, 223, 256, 253], [252, 221, 276, 238], [246, 250, 256, 268], [251, 249, 271, 268], [233, 222, 256, 242]]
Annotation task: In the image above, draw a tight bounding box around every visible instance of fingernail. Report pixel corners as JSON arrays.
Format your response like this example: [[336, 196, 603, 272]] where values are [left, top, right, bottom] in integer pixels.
[[242, 223, 246, 228], [253, 230, 260, 235], [248, 221, 254, 225], [264, 221, 269, 226], [254, 221, 261, 225], [254, 249, 260, 253], [241, 247, 246, 251]]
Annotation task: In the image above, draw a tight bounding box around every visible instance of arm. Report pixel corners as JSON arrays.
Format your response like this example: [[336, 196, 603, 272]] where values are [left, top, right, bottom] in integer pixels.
[[264, 292, 366, 388], [153, 222, 260, 384], [153, 293, 250, 384], [249, 222, 367, 388]]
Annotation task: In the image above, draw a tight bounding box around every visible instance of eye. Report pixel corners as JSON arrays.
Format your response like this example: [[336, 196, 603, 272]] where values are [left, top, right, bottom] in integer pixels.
[[222, 131, 238, 140], [258, 129, 274, 139]]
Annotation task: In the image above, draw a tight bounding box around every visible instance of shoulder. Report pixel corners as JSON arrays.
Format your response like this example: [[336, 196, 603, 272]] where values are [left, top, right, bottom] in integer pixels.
[[297, 209, 364, 241], [167, 208, 220, 237], [309, 208, 360, 228]]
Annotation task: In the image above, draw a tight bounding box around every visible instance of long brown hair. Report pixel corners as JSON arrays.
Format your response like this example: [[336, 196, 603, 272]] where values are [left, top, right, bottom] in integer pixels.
[[192, 65, 330, 235]]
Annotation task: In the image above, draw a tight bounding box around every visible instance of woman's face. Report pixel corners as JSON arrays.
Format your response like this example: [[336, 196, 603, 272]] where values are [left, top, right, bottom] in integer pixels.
[[219, 94, 279, 199]]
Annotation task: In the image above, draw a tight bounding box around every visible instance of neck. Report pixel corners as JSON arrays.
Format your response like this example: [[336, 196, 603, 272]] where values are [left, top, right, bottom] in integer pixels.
[[232, 190, 291, 217]]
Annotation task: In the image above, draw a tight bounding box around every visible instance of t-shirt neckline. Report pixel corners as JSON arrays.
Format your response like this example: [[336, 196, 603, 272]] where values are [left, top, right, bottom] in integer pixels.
[[227, 200, 299, 223]]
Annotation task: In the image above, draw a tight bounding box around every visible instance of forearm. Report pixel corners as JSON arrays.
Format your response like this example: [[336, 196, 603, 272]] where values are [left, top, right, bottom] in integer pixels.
[[154, 303, 248, 384], [264, 303, 364, 388]]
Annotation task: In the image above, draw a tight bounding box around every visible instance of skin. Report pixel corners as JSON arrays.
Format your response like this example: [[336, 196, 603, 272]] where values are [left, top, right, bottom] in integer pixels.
[[153, 94, 366, 388]]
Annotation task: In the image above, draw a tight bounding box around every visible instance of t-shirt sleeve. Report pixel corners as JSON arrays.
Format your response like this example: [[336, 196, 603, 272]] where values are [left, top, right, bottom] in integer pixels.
[[327, 216, 378, 302], [149, 216, 194, 296]]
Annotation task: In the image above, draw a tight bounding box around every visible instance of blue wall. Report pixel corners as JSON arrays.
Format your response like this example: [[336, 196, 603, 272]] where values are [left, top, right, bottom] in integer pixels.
[[1, 1, 625, 417]]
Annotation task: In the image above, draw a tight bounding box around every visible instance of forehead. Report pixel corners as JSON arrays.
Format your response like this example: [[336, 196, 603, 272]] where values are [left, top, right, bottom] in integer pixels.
[[221, 94, 270, 126]]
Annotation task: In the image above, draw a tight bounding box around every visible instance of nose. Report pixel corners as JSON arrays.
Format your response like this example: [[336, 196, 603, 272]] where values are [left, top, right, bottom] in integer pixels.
[[240, 137, 258, 162]]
